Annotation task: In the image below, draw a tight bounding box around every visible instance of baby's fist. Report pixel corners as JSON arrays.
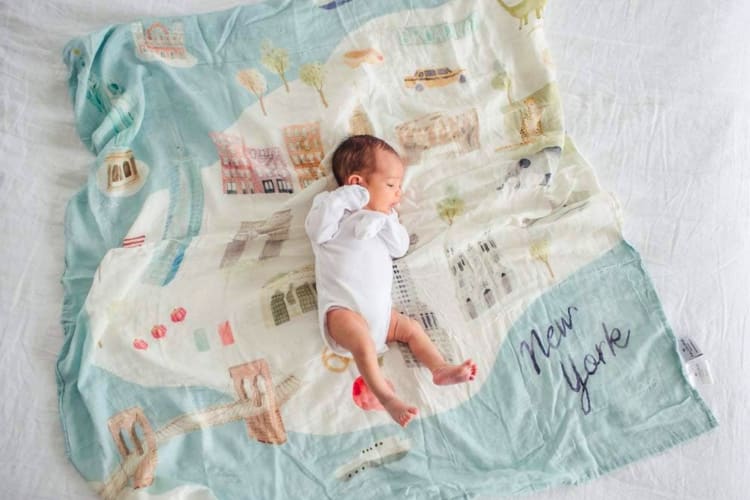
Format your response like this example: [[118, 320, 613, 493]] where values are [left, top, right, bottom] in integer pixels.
[[334, 184, 370, 209]]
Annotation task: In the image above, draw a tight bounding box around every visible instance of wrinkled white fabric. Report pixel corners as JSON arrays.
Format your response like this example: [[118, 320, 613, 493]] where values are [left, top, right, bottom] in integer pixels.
[[305, 184, 409, 358]]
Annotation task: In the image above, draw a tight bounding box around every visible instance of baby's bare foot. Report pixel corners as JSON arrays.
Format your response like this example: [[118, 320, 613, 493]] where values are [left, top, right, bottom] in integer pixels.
[[432, 359, 477, 385], [381, 396, 419, 427]]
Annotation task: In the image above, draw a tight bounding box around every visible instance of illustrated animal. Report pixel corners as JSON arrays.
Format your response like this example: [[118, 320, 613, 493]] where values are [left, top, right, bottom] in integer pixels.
[[496, 0, 547, 29]]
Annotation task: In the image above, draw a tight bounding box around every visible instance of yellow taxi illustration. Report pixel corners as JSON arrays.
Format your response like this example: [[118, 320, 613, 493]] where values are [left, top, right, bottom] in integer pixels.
[[404, 67, 466, 91]]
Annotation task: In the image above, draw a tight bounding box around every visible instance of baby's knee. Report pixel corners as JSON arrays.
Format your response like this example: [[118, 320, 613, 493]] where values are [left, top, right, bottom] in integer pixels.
[[397, 316, 421, 342]]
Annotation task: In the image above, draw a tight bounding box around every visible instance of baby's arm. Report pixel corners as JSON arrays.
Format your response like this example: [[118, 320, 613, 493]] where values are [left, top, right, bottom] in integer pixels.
[[352, 209, 409, 257], [305, 184, 369, 245], [378, 210, 410, 258]]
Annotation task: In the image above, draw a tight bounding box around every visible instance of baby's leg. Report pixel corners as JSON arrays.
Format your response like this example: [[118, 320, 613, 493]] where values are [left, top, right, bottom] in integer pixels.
[[386, 309, 477, 385], [326, 308, 418, 427]]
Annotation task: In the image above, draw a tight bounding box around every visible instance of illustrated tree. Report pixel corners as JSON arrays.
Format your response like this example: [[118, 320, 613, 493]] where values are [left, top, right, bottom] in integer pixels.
[[530, 237, 555, 279], [437, 186, 466, 226], [236, 69, 268, 116], [260, 40, 291, 93], [299, 62, 328, 108]]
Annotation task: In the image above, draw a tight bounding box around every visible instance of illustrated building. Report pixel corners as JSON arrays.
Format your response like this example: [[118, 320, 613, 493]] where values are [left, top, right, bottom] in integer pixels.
[[395, 108, 479, 165], [210, 132, 293, 194], [446, 236, 513, 320], [229, 359, 287, 444], [261, 265, 317, 327], [132, 22, 187, 60], [87, 79, 137, 151], [105, 149, 140, 192], [282, 122, 325, 188], [349, 103, 374, 135], [220, 209, 293, 268], [391, 261, 457, 367], [107, 407, 157, 489]]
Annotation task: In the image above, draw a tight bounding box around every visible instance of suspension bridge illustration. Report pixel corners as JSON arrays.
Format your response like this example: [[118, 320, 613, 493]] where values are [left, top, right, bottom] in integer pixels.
[[98, 358, 300, 499]]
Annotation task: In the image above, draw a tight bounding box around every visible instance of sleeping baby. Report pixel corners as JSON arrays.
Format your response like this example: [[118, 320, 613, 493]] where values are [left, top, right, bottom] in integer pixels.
[[304, 134, 477, 427]]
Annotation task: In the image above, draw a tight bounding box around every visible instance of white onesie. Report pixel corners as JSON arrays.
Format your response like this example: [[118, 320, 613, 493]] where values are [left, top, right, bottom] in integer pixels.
[[304, 184, 410, 358]]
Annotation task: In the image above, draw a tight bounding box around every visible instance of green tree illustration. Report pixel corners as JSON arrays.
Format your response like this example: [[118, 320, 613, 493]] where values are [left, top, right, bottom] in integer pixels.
[[530, 237, 555, 279], [437, 186, 466, 226], [237, 69, 268, 116], [260, 40, 290, 93], [299, 62, 328, 108]]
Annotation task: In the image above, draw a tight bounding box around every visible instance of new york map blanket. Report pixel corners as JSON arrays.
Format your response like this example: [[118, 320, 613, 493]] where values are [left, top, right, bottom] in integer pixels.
[[57, 0, 717, 498]]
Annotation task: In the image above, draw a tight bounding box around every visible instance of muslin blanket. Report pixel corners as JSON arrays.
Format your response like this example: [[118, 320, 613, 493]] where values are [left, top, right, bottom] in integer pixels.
[[57, 0, 717, 498]]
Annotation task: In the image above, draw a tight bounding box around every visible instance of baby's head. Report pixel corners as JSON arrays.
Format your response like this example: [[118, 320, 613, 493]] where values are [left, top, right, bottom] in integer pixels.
[[331, 135, 404, 214]]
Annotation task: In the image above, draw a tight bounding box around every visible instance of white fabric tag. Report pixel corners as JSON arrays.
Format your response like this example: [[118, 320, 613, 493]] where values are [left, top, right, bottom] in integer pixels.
[[678, 337, 714, 385], [677, 337, 703, 362], [685, 358, 715, 385]]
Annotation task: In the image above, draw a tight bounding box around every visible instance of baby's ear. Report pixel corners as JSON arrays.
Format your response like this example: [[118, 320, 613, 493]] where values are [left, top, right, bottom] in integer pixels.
[[346, 174, 364, 186]]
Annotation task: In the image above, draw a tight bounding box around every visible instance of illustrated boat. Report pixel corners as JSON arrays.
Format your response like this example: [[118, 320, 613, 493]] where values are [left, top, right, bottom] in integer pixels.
[[317, 0, 352, 10], [335, 436, 412, 481]]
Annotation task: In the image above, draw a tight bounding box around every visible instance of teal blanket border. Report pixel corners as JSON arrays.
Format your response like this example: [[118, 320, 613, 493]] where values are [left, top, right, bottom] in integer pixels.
[[56, 239, 717, 498]]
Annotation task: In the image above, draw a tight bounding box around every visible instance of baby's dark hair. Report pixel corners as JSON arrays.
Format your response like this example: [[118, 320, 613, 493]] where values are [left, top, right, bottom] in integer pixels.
[[330, 135, 398, 186]]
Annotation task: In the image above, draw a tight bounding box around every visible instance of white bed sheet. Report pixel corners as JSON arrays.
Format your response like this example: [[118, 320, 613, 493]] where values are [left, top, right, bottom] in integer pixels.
[[1, 1, 747, 498]]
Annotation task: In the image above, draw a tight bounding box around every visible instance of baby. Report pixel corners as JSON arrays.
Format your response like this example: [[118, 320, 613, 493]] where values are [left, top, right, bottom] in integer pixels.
[[304, 135, 477, 427]]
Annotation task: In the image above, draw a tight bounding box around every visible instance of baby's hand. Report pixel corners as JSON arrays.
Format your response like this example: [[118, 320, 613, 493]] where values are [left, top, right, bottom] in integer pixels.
[[354, 211, 388, 240], [333, 184, 369, 210]]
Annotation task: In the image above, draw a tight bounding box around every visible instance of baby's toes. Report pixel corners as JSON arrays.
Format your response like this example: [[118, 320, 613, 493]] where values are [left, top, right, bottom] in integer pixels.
[[400, 411, 415, 427]]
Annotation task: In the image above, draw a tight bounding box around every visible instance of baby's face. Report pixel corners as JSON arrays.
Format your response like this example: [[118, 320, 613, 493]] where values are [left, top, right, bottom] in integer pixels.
[[349, 149, 404, 214]]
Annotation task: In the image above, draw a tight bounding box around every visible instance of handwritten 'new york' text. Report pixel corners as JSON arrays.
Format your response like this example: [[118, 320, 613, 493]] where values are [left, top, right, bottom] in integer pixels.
[[519, 306, 632, 415]]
